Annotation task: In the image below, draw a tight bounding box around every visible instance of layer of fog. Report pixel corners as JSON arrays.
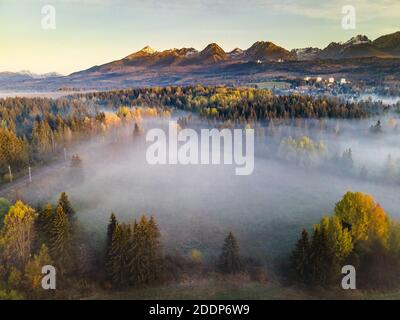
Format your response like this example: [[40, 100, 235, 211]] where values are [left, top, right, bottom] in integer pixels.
[[0, 91, 95, 99], [358, 94, 400, 105], [11, 113, 400, 265]]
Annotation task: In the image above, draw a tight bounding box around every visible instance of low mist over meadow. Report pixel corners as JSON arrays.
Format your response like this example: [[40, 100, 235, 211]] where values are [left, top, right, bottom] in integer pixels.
[[12, 112, 400, 265]]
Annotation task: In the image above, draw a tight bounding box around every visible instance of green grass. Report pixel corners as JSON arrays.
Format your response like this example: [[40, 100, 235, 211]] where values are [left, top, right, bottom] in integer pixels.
[[86, 275, 400, 300], [89, 276, 313, 300]]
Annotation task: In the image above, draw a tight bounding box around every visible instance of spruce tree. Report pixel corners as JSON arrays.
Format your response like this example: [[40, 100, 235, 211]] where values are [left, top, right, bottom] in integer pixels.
[[128, 215, 163, 286], [35, 203, 53, 248], [309, 225, 332, 286], [58, 192, 75, 223], [106, 212, 118, 270], [218, 232, 242, 274], [341, 148, 354, 173], [108, 223, 131, 288], [129, 216, 150, 285], [147, 216, 162, 283], [291, 229, 311, 283], [50, 204, 72, 274]]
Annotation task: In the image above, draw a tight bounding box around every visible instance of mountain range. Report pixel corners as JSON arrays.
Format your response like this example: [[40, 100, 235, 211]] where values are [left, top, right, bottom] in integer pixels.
[[1, 31, 400, 91], [76, 31, 400, 74], [78, 40, 296, 75], [0, 71, 62, 81]]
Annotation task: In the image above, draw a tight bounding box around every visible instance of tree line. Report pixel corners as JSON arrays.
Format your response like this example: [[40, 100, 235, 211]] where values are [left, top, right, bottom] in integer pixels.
[[1, 190, 399, 298], [0, 97, 106, 180], [77, 85, 384, 122], [0, 192, 82, 299], [0, 192, 250, 299], [0, 86, 388, 181], [0, 95, 167, 181]]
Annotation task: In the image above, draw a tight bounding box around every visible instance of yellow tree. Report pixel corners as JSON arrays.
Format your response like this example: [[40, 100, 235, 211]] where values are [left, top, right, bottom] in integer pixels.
[[1, 201, 37, 269], [369, 205, 390, 244], [0, 127, 29, 174], [334, 191, 390, 245], [320, 215, 353, 266]]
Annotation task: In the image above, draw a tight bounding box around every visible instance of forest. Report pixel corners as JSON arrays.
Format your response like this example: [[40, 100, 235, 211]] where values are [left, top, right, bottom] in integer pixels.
[[0, 189, 398, 298], [0, 95, 169, 182], [77, 85, 388, 120], [0, 85, 390, 182], [1, 86, 400, 299], [290, 191, 400, 290], [0, 192, 258, 298]]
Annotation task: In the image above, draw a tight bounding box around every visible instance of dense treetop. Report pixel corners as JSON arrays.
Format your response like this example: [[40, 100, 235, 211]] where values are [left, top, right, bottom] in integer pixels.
[[77, 85, 385, 121]]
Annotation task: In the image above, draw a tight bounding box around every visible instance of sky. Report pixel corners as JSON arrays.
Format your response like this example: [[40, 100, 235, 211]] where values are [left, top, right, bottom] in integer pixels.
[[0, 0, 399, 75]]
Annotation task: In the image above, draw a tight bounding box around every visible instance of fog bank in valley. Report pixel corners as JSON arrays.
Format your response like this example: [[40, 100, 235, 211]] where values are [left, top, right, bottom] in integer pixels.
[[15, 114, 400, 265]]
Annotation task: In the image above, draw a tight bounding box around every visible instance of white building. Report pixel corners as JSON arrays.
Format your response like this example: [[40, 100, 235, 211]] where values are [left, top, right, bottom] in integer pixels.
[[316, 77, 322, 82], [328, 77, 335, 83], [340, 78, 347, 84]]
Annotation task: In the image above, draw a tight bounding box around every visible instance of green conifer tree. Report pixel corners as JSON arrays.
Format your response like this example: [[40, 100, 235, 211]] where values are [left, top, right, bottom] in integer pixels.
[[108, 223, 131, 288], [106, 213, 118, 255], [58, 192, 75, 223], [128, 215, 163, 286], [309, 225, 332, 286], [147, 216, 162, 283], [218, 232, 242, 274], [50, 204, 72, 274], [35, 203, 53, 248], [129, 216, 150, 285], [291, 229, 311, 283]]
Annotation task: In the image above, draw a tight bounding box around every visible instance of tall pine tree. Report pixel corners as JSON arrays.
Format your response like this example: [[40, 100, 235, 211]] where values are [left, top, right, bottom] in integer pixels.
[[291, 228, 311, 283], [309, 225, 332, 286], [35, 203, 53, 249], [106, 212, 117, 257], [58, 192, 75, 224], [108, 223, 131, 288], [218, 232, 242, 274], [128, 215, 163, 286], [147, 216, 163, 283], [105, 212, 118, 280], [50, 204, 72, 274]]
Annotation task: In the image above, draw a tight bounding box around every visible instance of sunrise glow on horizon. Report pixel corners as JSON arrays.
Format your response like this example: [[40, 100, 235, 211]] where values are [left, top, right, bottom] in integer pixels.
[[1, 0, 399, 74]]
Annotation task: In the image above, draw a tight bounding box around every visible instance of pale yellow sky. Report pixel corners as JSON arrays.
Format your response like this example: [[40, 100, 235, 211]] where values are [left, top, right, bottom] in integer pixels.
[[1, 0, 399, 75]]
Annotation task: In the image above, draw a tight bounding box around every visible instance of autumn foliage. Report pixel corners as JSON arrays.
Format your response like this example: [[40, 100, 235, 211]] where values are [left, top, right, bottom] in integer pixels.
[[291, 191, 400, 289]]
